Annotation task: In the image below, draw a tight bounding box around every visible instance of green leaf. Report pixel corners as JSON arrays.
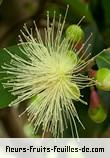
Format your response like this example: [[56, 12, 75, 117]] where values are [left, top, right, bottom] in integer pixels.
[[0, 45, 23, 109], [64, 0, 93, 23], [90, 0, 110, 45], [96, 49, 110, 69]]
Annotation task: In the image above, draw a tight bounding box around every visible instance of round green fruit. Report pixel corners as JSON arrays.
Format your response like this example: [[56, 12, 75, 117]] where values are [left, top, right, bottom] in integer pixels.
[[66, 25, 84, 42], [96, 68, 110, 91], [88, 105, 107, 123]]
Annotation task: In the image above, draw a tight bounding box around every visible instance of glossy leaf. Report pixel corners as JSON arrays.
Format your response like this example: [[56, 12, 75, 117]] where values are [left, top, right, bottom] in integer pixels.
[[96, 49, 110, 69], [0, 45, 24, 108]]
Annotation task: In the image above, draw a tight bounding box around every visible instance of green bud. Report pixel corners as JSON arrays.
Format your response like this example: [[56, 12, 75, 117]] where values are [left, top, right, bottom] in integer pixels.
[[88, 105, 107, 123], [96, 68, 110, 91], [66, 24, 84, 42]]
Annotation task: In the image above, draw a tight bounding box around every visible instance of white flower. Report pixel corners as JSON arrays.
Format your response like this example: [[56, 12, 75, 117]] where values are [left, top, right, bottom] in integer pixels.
[[2, 7, 99, 137]]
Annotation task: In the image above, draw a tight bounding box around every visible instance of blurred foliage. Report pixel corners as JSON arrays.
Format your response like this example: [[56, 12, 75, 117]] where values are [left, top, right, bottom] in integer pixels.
[[0, 45, 22, 108], [0, 0, 110, 138], [96, 49, 110, 69]]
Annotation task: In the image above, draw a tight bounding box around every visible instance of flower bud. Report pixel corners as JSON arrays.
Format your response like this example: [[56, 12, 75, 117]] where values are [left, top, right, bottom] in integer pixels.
[[88, 105, 107, 123], [66, 24, 84, 42], [96, 68, 110, 91]]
